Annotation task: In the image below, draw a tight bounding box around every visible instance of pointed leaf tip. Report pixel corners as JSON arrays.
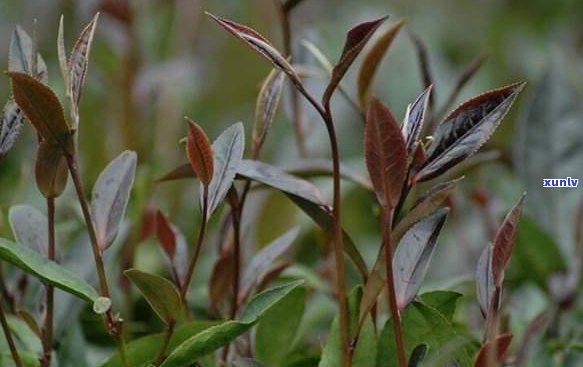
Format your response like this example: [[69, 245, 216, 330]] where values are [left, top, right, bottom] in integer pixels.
[[492, 193, 525, 285], [185, 118, 214, 186]]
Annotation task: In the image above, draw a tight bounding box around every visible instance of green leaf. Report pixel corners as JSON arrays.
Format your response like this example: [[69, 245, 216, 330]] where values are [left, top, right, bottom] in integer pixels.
[[1, 352, 41, 367], [256, 286, 306, 366], [206, 122, 245, 219], [407, 344, 428, 367], [357, 18, 407, 108], [124, 269, 182, 325], [506, 216, 567, 290], [238, 160, 327, 205], [161, 281, 303, 367], [7, 72, 73, 153], [285, 193, 368, 281], [393, 208, 449, 310], [417, 82, 525, 182], [0, 238, 98, 302], [91, 150, 137, 250], [376, 302, 474, 367], [99, 321, 217, 367], [9, 204, 47, 255], [233, 358, 267, 367], [35, 139, 69, 198], [419, 290, 462, 322]]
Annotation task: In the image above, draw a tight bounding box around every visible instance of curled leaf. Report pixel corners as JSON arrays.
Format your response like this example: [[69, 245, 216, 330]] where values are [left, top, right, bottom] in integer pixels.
[[35, 139, 69, 198], [475, 244, 495, 316], [417, 82, 525, 181], [0, 100, 25, 158], [323, 16, 387, 105], [57, 15, 68, 93], [69, 13, 99, 112], [252, 68, 285, 156], [91, 150, 137, 250], [8, 72, 73, 154], [492, 193, 525, 286], [365, 98, 407, 208], [185, 118, 214, 186], [402, 86, 432, 154], [357, 18, 407, 108]]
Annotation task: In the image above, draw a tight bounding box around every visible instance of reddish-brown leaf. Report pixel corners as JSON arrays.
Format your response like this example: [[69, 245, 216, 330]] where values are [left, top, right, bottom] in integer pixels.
[[323, 16, 387, 105], [206, 13, 297, 81], [185, 118, 214, 186], [209, 249, 234, 311], [365, 98, 407, 208], [357, 18, 407, 108], [35, 140, 69, 199], [492, 193, 525, 286], [474, 334, 513, 367], [155, 210, 176, 260]]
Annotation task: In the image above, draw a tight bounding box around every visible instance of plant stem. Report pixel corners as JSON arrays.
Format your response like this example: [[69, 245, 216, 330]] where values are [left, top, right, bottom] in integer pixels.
[[154, 321, 175, 366], [382, 209, 407, 367], [180, 186, 209, 302], [0, 296, 23, 367], [41, 198, 56, 367]]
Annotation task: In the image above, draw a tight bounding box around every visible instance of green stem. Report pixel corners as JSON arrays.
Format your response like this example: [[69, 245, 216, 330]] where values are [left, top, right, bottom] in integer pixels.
[[180, 186, 209, 302], [41, 198, 56, 367], [382, 209, 407, 367], [154, 321, 175, 366], [0, 296, 23, 367]]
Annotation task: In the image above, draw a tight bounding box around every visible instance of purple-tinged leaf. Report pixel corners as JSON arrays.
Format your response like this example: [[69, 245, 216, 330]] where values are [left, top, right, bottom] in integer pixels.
[[241, 228, 300, 297], [8, 72, 73, 154], [209, 249, 234, 311], [206, 123, 245, 219], [206, 13, 298, 82], [9, 26, 48, 83], [410, 34, 434, 111], [9, 205, 48, 256], [157, 163, 194, 182], [35, 139, 69, 199], [357, 18, 407, 108], [393, 208, 449, 310], [475, 244, 495, 316], [91, 150, 137, 250], [322, 16, 387, 105], [402, 86, 432, 154], [238, 160, 326, 205], [124, 269, 181, 325], [474, 334, 512, 367], [0, 100, 25, 157], [365, 98, 407, 208], [155, 210, 176, 260], [68, 13, 99, 112], [252, 69, 285, 156], [416, 82, 525, 182], [284, 159, 373, 191], [492, 193, 525, 286], [185, 118, 214, 186]]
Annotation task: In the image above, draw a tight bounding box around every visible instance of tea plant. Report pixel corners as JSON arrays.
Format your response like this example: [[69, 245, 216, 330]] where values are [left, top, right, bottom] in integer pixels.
[[0, 2, 579, 367]]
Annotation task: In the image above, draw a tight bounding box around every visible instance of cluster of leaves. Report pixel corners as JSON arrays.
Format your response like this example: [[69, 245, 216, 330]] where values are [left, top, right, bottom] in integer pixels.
[[0, 2, 580, 367]]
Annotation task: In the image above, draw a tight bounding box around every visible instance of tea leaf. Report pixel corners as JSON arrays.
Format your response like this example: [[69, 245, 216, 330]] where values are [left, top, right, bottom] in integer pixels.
[[474, 334, 512, 367], [394, 208, 449, 310], [416, 82, 525, 181], [419, 290, 462, 322], [35, 139, 69, 198], [285, 159, 373, 191], [0, 238, 98, 302], [365, 98, 407, 208], [157, 163, 194, 182], [69, 13, 99, 111], [402, 86, 432, 154], [206, 13, 298, 82], [286, 194, 368, 281], [99, 321, 218, 367], [377, 302, 474, 367], [410, 34, 434, 111], [16, 309, 41, 339], [161, 281, 303, 367], [9, 26, 48, 82], [0, 100, 25, 157], [9, 204, 48, 255], [57, 15, 69, 92], [124, 269, 182, 325], [357, 18, 407, 108], [256, 286, 306, 366], [238, 160, 326, 205], [322, 17, 387, 105], [209, 250, 234, 310], [207, 122, 245, 218], [91, 150, 137, 250], [475, 244, 494, 316], [492, 193, 525, 286], [241, 227, 300, 296], [408, 344, 429, 367], [185, 118, 214, 186], [253, 68, 285, 155], [7, 72, 73, 154], [155, 210, 176, 260]]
